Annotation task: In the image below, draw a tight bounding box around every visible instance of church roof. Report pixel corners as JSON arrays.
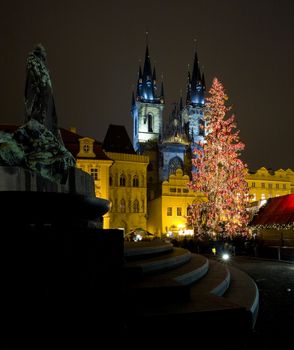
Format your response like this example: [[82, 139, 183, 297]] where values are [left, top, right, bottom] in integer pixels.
[[250, 194, 294, 225], [102, 124, 136, 154]]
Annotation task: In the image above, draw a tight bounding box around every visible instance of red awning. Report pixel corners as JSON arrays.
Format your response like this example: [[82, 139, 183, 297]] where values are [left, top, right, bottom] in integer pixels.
[[251, 194, 294, 225]]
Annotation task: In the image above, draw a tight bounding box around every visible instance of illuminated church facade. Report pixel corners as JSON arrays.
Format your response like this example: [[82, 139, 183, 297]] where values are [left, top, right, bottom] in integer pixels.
[[131, 45, 205, 192], [130, 45, 207, 235]]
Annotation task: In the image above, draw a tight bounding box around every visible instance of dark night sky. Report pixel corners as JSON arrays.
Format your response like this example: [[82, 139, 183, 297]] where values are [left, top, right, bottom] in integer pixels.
[[0, 0, 293, 171]]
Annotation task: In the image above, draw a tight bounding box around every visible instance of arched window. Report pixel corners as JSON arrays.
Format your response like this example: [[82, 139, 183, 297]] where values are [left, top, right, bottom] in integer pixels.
[[168, 157, 183, 176], [120, 199, 126, 213], [120, 174, 126, 186], [109, 176, 113, 186], [133, 199, 139, 213], [133, 175, 139, 187], [148, 113, 153, 132]]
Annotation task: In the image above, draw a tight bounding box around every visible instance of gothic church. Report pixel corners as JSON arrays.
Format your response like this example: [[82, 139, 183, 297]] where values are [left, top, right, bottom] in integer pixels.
[[131, 45, 206, 201]]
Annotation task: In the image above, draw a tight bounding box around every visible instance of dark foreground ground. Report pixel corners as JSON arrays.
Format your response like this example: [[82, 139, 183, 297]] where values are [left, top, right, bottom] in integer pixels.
[[228, 256, 294, 350]]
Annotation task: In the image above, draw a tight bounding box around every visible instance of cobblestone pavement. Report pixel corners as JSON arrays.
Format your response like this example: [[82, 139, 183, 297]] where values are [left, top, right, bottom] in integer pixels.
[[229, 256, 294, 350]]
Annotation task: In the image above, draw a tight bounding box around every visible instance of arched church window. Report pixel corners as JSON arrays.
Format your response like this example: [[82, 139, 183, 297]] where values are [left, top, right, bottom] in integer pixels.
[[148, 113, 153, 132], [168, 157, 183, 176], [120, 199, 126, 213], [133, 199, 139, 213], [133, 175, 139, 187], [120, 174, 126, 186]]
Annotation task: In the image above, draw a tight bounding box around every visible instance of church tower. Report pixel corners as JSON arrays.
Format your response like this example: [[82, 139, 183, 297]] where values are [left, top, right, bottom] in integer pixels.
[[181, 50, 206, 172], [131, 45, 165, 153], [160, 97, 189, 181]]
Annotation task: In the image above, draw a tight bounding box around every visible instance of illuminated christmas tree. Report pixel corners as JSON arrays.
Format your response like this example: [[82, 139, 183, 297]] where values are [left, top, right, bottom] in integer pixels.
[[188, 78, 249, 238]]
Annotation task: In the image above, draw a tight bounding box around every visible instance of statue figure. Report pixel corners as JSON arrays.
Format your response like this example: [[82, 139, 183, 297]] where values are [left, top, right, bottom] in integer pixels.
[[24, 44, 59, 139], [0, 44, 75, 184]]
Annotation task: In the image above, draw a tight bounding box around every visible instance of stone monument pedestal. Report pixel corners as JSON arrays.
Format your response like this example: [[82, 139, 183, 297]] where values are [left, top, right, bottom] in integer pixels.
[[2, 167, 125, 346]]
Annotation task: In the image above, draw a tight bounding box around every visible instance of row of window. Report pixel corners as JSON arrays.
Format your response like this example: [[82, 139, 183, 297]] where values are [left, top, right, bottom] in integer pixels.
[[169, 187, 189, 193], [167, 207, 187, 216], [251, 182, 287, 189], [109, 174, 142, 187], [79, 167, 100, 181], [110, 199, 144, 213]]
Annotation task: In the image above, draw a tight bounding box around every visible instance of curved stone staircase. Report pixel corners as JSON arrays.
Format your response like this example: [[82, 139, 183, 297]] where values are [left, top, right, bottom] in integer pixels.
[[123, 240, 259, 346]]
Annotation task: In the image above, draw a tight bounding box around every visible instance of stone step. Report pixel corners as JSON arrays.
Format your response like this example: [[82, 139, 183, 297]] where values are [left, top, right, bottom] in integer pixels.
[[125, 254, 209, 303], [123, 241, 259, 339], [223, 265, 259, 327], [189, 259, 231, 297], [124, 240, 173, 258], [124, 247, 191, 278]]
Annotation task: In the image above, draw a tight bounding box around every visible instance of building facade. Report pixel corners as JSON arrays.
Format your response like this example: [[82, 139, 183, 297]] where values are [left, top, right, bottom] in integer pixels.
[[61, 128, 113, 228], [102, 125, 149, 234], [246, 167, 294, 202]]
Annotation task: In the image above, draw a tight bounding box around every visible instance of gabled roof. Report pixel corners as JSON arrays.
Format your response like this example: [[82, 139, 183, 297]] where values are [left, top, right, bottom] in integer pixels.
[[251, 194, 294, 225], [60, 128, 111, 160], [102, 124, 135, 154]]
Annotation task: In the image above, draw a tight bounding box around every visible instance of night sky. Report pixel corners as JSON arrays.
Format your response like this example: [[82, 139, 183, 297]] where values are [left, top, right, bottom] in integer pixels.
[[0, 0, 293, 171]]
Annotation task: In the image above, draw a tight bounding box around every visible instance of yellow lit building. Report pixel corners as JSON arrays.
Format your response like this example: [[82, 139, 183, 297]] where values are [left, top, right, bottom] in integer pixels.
[[245, 167, 294, 202], [105, 151, 149, 233], [147, 169, 206, 236], [61, 128, 113, 228], [61, 124, 294, 236], [102, 125, 149, 234]]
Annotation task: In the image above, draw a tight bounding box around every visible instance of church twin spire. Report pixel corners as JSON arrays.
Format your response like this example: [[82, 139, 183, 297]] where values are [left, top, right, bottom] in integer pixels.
[[133, 43, 205, 109], [135, 45, 164, 104], [186, 51, 206, 107]]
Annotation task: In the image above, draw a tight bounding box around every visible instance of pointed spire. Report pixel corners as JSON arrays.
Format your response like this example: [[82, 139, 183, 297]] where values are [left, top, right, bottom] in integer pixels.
[[134, 35, 163, 104], [131, 91, 135, 107], [191, 50, 200, 85], [189, 47, 205, 106], [143, 45, 152, 81]]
